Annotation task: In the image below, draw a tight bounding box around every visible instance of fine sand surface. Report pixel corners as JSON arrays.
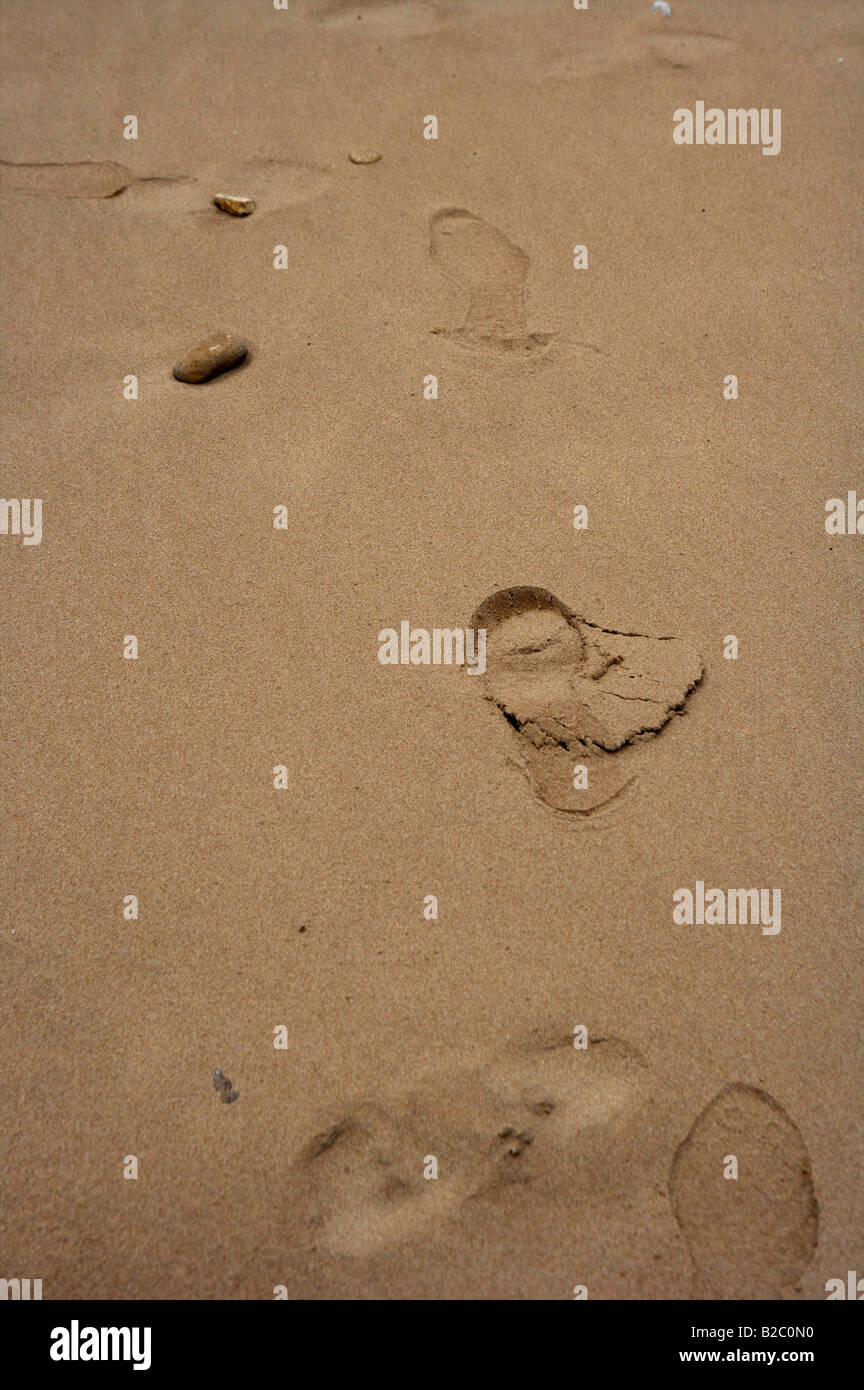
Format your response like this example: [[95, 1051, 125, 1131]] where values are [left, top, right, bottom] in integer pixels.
[[1, 0, 861, 1300]]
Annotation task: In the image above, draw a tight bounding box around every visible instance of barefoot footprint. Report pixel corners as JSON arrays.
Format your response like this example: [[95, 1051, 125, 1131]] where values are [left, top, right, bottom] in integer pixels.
[[669, 1083, 819, 1298], [288, 1034, 652, 1257], [430, 208, 552, 356], [470, 585, 704, 815]]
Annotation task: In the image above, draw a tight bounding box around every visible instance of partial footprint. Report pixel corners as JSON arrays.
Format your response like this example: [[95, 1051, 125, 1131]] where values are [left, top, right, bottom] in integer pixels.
[[477, 1033, 653, 1187], [287, 1033, 652, 1257], [0, 157, 331, 214], [430, 208, 552, 356], [0, 160, 185, 199], [649, 32, 736, 70], [669, 1084, 819, 1299], [470, 585, 704, 815], [312, 0, 563, 36], [289, 1102, 469, 1257], [546, 29, 734, 80], [313, 0, 440, 33]]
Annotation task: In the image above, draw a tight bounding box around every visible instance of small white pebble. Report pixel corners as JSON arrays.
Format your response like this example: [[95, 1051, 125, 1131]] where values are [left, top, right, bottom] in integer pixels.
[[651, 1, 672, 14]]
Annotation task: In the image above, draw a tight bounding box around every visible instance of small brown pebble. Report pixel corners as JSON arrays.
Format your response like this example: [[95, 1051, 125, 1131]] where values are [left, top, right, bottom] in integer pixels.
[[213, 1068, 239, 1104], [213, 193, 255, 216], [172, 332, 248, 384], [348, 150, 382, 165]]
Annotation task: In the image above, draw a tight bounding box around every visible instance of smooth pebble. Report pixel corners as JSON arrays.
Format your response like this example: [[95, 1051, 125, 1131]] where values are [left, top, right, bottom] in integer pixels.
[[172, 332, 248, 384], [213, 193, 256, 216]]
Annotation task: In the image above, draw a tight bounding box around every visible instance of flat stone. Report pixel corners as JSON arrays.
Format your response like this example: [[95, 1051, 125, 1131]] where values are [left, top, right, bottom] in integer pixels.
[[172, 332, 248, 384], [213, 193, 255, 216], [348, 150, 382, 165]]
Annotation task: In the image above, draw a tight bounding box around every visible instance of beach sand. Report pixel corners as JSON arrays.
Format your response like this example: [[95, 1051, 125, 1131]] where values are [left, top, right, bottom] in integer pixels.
[[1, 0, 861, 1300]]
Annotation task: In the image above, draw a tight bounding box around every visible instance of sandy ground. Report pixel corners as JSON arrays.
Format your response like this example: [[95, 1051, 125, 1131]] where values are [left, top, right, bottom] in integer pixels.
[[1, 0, 861, 1300]]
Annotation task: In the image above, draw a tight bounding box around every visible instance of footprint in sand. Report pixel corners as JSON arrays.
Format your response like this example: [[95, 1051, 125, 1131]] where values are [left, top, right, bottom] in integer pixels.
[[546, 29, 734, 80], [313, 0, 557, 37], [470, 585, 704, 816], [288, 1034, 651, 1257], [429, 208, 552, 357], [669, 1083, 819, 1299], [649, 32, 736, 71], [289, 1101, 466, 1256], [0, 157, 331, 213], [314, 0, 440, 33], [0, 160, 185, 199]]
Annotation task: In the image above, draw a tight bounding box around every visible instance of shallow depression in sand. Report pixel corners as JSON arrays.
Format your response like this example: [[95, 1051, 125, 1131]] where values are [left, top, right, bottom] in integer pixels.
[[287, 1034, 652, 1258], [669, 1084, 819, 1299], [430, 208, 553, 356]]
